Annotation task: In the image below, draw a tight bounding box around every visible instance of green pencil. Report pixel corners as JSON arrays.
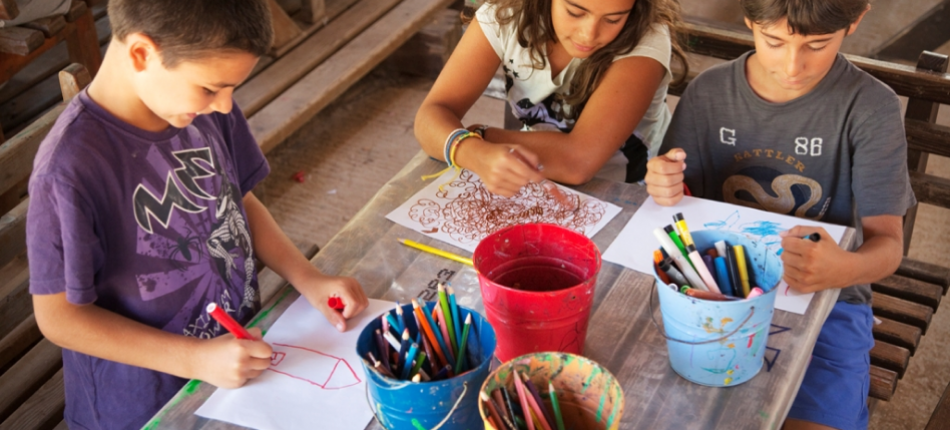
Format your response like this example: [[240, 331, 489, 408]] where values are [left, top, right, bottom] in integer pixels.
[[549, 381, 565, 430], [438, 283, 458, 355], [455, 313, 471, 373]]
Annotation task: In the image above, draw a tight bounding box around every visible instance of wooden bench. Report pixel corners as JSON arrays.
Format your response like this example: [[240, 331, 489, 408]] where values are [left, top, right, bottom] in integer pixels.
[[671, 22, 950, 404], [0, 0, 101, 142]]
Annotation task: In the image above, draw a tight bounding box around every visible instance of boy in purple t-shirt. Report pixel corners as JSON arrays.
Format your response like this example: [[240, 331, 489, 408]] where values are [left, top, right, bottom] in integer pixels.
[[27, 1, 369, 428]]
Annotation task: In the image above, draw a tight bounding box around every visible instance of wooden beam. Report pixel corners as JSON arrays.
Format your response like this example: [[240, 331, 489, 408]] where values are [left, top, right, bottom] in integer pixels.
[[64, 0, 88, 23], [0, 103, 67, 198], [0, 368, 65, 430], [910, 170, 950, 210], [0, 339, 62, 422], [0, 201, 27, 273], [267, 0, 303, 54], [0, 315, 41, 373], [871, 275, 942, 311], [897, 257, 950, 294], [869, 365, 898, 401], [871, 1, 950, 62], [270, 0, 363, 58], [65, 4, 101, 77], [21, 16, 67, 38], [869, 340, 910, 379], [301, 0, 327, 24], [872, 316, 921, 356], [906, 118, 950, 159], [0, 27, 45, 56], [927, 380, 950, 430], [235, 0, 404, 116], [248, 0, 454, 153], [59, 63, 91, 100], [871, 292, 934, 334], [0, 0, 19, 20]]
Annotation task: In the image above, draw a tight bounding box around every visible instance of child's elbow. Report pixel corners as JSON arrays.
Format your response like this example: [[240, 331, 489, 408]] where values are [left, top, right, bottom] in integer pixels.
[[558, 170, 596, 186]]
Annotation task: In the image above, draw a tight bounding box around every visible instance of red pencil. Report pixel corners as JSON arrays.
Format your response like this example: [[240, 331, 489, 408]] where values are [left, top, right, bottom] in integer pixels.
[[327, 296, 345, 311], [206, 303, 254, 340]]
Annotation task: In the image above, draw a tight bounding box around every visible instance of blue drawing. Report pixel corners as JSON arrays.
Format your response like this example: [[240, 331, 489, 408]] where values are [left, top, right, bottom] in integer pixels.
[[704, 210, 740, 230], [764, 347, 781, 372], [741, 221, 785, 238], [700, 346, 737, 374]]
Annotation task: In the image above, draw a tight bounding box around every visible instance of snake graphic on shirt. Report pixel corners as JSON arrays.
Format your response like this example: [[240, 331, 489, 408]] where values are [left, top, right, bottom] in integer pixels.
[[723, 173, 830, 220]]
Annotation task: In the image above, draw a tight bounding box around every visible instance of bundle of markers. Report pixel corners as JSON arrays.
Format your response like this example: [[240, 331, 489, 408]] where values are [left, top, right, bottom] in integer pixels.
[[365, 284, 479, 382], [653, 213, 767, 301], [480, 371, 568, 430]]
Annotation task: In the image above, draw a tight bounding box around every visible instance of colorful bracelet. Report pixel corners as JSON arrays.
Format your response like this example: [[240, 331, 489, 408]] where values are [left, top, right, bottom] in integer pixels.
[[443, 128, 468, 167], [448, 131, 481, 169]]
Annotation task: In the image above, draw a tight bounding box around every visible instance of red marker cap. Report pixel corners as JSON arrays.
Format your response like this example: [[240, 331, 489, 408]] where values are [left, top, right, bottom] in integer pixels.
[[327, 297, 345, 311]]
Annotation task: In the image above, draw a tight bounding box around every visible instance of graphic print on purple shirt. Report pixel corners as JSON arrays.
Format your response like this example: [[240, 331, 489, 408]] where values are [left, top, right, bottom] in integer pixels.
[[132, 140, 259, 339]]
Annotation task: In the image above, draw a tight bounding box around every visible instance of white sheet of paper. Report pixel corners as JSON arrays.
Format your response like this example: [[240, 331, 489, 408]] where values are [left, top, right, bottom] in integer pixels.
[[602, 196, 847, 314], [386, 169, 622, 252], [195, 298, 395, 430]]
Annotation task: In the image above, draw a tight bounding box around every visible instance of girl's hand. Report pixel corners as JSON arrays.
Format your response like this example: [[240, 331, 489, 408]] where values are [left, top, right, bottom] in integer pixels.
[[194, 327, 273, 389], [645, 148, 687, 206], [780, 226, 848, 293], [456, 139, 546, 197], [296, 271, 369, 332]]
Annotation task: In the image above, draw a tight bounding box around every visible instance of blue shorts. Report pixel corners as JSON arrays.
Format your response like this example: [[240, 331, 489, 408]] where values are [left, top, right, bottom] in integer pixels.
[[787, 301, 874, 430]]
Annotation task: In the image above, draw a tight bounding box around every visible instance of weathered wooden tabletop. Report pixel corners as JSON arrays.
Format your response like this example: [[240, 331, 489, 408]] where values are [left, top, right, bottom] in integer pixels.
[[145, 151, 852, 430]]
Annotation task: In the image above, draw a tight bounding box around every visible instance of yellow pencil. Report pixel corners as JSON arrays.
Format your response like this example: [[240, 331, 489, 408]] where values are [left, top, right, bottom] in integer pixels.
[[398, 238, 473, 266]]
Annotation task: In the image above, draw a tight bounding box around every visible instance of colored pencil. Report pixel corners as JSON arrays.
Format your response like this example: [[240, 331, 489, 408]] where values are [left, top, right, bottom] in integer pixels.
[[521, 374, 553, 430], [398, 238, 473, 266], [502, 387, 520, 430], [408, 347, 425, 378], [397, 329, 411, 371], [422, 300, 455, 367], [455, 313, 471, 373], [412, 300, 449, 368], [206, 303, 253, 339], [482, 391, 508, 430], [734, 244, 752, 297], [548, 382, 565, 430], [385, 313, 401, 337], [492, 389, 513, 430], [524, 378, 556, 429], [513, 371, 536, 430], [438, 284, 458, 353], [448, 287, 463, 353], [395, 303, 407, 335], [435, 306, 455, 357]]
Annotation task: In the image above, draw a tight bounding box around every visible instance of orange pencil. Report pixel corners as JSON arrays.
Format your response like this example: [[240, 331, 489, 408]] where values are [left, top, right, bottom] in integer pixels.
[[412, 299, 448, 367]]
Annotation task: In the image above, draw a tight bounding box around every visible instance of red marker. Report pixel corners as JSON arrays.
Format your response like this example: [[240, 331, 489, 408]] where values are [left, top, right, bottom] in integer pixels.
[[327, 297, 345, 311], [206, 303, 254, 340]]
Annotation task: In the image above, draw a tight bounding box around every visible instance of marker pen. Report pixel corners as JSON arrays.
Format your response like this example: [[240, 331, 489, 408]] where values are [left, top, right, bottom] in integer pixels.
[[653, 227, 708, 291], [686, 244, 721, 294]]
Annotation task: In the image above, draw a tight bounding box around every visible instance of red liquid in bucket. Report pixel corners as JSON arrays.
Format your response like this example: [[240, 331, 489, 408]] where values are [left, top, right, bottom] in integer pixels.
[[474, 224, 600, 362]]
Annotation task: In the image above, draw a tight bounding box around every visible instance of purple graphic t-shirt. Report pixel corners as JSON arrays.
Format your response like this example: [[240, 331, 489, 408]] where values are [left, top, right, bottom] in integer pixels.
[[27, 90, 270, 430]]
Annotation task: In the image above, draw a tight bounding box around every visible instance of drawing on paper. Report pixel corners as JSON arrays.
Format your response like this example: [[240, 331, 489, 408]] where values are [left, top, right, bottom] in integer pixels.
[[267, 343, 361, 390], [407, 170, 607, 244]]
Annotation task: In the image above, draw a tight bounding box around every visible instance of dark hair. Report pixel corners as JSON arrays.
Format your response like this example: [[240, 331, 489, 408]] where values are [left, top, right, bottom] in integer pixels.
[[740, 0, 870, 35], [109, 0, 273, 67], [483, 0, 688, 120]]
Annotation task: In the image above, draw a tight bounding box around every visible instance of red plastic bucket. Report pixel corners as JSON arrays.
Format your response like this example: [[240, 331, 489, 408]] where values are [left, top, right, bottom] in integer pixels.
[[473, 223, 601, 362]]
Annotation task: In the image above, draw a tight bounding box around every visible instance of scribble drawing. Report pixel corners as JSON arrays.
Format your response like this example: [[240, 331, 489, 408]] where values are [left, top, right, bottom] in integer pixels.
[[266, 343, 361, 390], [408, 170, 606, 243], [703, 210, 740, 230]]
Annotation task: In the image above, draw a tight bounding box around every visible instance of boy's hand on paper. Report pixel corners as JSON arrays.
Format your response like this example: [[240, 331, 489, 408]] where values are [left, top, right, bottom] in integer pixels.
[[456, 139, 545, 197], [780, 226, 847, 293], [298, 271, 369, 332], [645, 148, 687, 206], [198, 327, 273, 389]]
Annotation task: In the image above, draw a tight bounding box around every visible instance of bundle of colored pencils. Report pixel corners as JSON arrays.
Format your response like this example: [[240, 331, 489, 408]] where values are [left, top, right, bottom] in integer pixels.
[[653, 212, 766, 301], [480, 371, 567, 430], [365, 284, 478, 382]]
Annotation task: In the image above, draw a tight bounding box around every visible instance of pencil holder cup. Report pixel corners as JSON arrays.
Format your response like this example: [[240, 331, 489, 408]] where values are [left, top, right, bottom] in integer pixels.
[[473, 223, 601, 362], [356, 302, 496, 430], [652, 230, 781, 387], [479, 352, 623, 430]]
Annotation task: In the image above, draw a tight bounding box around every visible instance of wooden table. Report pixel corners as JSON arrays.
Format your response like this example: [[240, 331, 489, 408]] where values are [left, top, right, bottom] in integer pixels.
[[146, 151, 853, 430]]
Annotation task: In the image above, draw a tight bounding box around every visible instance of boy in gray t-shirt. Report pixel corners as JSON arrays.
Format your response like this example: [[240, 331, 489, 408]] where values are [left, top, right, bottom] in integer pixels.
[[645, 1, 914, 430]]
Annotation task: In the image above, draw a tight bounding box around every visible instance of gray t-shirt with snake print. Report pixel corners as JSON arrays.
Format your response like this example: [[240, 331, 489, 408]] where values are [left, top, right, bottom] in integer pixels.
[[660, 51, 916, 304]]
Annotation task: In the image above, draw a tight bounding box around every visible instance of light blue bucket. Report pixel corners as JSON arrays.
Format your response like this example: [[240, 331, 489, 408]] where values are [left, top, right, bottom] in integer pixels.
[[652, 230, 781, 387], [357, 302, 496, 429]]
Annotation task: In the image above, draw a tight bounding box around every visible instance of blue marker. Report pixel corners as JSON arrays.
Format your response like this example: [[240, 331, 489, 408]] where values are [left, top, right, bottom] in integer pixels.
[[778, 232, 822, 255], [714, 256, 734, 297]]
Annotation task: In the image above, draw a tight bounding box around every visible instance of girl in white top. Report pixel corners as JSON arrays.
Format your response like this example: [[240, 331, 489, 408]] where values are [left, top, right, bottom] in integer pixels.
[[414, 0, 687, 196]]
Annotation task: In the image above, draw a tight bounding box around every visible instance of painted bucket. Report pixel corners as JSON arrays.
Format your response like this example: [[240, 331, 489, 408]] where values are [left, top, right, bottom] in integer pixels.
[[473, 223, 601, 362], [357, 302, 497, 429], [653, 230, 782, 387], [479, 352, 624, 430]]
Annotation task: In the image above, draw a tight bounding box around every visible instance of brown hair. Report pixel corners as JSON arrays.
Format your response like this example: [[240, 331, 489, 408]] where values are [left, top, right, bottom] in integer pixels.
[[109, 0, 273, 67], [740, 0, 870, 35], [483, 0, 688, 120]]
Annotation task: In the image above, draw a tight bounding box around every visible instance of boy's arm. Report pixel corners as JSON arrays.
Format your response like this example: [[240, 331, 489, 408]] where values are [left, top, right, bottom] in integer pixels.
[[33, 293, 272, 388], [779, 215, 904, 293], [645, 82, 703, 206], [242, 192, 368, 331]]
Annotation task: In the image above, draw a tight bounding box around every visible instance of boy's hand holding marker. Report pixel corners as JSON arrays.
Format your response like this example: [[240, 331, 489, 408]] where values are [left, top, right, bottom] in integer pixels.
[[645, 148, 687, 206], [296, 270, 369, 332], [779, 226, 848, 294], [204, 303, 273, 389]]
